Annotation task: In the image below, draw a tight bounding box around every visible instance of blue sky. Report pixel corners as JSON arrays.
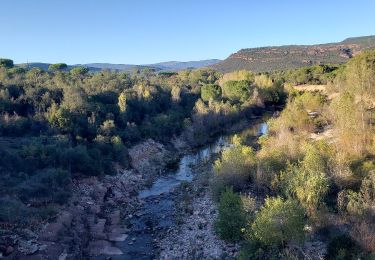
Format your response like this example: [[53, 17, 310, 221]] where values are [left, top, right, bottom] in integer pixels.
[[1, 0, 374, 64]]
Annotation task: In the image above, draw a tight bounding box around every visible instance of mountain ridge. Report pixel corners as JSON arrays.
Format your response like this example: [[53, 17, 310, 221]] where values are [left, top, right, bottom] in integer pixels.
[[212, 35, 375, 72], [17, 59, 221, 72]]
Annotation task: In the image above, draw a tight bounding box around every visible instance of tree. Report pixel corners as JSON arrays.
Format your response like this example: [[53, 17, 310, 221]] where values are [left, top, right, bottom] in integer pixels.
[[70, 66, 89, 76], [118, 91, 127, 112], [201, 84, 222, 101], [250, 197, 305, 246], [0, 58, 14, 68], [49, 63, 68, 71], [337, 50, 375, 155], [330, 91, 367, 156], [222, 80, 252, 103], [215, 187, 246, 242]]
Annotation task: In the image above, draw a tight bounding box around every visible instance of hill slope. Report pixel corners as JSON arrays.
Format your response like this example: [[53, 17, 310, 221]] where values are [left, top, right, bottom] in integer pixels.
[[213, 35, 375, 72], [18, 59, 221, 72]]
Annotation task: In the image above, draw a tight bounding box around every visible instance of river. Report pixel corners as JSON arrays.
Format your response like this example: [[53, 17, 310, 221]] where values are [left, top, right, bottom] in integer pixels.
[[99, 120, 268, 259]]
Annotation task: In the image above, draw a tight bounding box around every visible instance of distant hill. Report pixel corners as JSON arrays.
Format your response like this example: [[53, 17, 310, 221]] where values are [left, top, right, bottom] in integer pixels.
[[18, 59, 221, 72], [149, 59, 221, 70], [18, 63, 102, 72], [212, 35, 375, 73]]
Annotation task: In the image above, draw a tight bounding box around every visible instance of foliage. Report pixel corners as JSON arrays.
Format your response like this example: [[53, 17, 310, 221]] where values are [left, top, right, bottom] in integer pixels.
[[200, 84, 222, 101], [215, 187, 246, 242], [48, 63, 68, 71], [222, 80, 252, 102], [218, 70, 254, 86], [250, 197, 305, 246], [275, 162, 329, 215], [213, 143, 256, 194], [0, 58, 14, 68], [346, 172, 375, 216], [70, 66, 89, 76]]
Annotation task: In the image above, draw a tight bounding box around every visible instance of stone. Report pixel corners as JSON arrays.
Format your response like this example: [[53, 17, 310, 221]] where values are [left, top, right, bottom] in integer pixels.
[[90, 219, 107, 239], [109, 210, 121, 225], [88, 240, 123, 256], [18, 240, 39, 255], [108, 233, 128, 242]]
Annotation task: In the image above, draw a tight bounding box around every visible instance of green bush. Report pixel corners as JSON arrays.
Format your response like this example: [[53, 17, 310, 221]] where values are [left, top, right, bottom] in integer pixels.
[[213, 144, 256, 194], [274, 163, 329, 215], [201, 84, 222, 101], [215, 187, 246, 242], [222, 80, 252, 102], [250, 197, 305, 246]]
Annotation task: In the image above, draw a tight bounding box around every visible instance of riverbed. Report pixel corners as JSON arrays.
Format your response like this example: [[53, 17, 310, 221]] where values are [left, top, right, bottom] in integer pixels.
[[98, 120, 268, 259]]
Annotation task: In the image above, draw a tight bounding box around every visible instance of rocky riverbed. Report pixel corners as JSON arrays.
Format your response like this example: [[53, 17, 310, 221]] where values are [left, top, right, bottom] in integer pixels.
[[1, 138, 178, 259]]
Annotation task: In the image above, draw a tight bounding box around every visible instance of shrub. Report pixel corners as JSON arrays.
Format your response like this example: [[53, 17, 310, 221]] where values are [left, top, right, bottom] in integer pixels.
[[213, 144, 256, 195], [350, 221, 375, 253], [250, 197, 305, 246], [16, 168, 71, 204], [201, 84, 222, 101], [215, 187, 246, 242], [257, 148, 289, 187], [346, 172, 375, 216], [274, 163, 329, 215]]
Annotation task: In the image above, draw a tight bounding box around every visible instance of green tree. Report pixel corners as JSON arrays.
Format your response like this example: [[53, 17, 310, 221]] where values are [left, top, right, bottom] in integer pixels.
[[70, 66, 89, 76], [250, 197, 305, 246], [0, 58, 14, 68], [49, 63, 68, 71], [215, 187, 246, 242], [222, 80, 252, 102], [201, 84, 222, 101]]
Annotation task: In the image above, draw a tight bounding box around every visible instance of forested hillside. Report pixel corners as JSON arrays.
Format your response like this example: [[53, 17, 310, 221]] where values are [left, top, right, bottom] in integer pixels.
[[213, 35, 375, 72]]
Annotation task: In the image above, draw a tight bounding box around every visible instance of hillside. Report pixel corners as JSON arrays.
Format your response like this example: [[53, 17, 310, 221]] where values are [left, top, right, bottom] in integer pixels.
[[149, 59, 221, 70], [17, 59, 221, 72], [213, 35, 375, 72]]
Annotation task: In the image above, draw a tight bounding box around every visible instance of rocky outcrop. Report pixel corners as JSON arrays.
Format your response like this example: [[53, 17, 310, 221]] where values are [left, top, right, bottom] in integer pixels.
[[128, 139, 176, 176]]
